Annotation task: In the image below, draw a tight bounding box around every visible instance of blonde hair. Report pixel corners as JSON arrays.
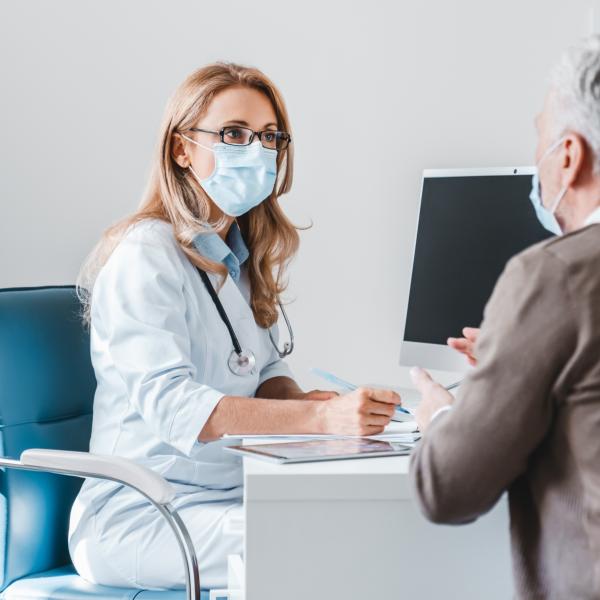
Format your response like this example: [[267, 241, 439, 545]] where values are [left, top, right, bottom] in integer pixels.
[[77, 62, 299, 329]]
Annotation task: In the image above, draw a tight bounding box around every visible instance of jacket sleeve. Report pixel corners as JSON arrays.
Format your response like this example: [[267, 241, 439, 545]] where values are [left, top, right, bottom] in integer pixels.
[[92, 225, 224, 456], [410, 247, 577, 524]]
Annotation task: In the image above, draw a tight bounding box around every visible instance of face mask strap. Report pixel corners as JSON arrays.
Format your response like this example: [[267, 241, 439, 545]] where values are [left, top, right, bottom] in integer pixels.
[[181, 133, 217, 186], [188, 165, 202, 184], [538, 135, 568, 166], [180, 133, 214, 154], [537, 135, 570, 215], [550, 185, 568, 214]]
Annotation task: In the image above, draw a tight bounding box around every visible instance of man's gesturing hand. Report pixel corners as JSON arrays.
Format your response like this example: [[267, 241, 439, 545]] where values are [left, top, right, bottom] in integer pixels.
[[410, 367, 454, 433]]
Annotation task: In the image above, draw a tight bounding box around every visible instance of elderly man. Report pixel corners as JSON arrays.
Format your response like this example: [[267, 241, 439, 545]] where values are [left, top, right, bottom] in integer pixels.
[[410, 36, 600, 600]]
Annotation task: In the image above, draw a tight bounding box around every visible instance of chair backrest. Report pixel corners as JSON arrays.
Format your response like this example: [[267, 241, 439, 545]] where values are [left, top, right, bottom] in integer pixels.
[[0, 286, 96, 589]]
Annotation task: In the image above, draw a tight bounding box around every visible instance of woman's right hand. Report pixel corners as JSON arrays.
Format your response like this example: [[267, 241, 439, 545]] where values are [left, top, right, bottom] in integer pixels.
[[447, 327, 480, 366], [315, 387, 402, 436]]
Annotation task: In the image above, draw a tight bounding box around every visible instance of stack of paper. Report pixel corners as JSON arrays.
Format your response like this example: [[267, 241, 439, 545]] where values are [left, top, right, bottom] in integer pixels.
[[222, 420, 420, 445]]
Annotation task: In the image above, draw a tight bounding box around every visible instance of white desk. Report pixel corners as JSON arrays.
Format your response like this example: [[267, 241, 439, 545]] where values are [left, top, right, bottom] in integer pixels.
[[240, 425, 514, 600]]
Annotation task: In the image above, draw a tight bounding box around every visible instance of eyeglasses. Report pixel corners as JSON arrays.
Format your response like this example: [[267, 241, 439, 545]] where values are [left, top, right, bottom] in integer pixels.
[[188, 126, 291, 151]]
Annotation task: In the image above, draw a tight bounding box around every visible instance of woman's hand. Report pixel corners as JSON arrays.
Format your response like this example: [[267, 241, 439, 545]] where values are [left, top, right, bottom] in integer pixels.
[[255, 377, 338, 401], [447, 327, 480, 366], [293, 389, 339, 401], [315, 387, 402, 436]]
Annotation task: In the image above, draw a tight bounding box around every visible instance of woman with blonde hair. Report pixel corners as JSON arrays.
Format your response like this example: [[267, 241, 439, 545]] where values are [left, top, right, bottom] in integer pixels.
[[69, 62, 401, 590]]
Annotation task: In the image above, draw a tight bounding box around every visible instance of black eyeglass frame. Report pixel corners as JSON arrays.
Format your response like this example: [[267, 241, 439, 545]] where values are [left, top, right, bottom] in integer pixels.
[[188, 126, 292, 150]]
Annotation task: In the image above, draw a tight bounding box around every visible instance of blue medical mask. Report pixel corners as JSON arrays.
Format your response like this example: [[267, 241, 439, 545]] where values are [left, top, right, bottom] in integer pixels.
[[183, 135, 277, 217], [529, 136, 568, 236]]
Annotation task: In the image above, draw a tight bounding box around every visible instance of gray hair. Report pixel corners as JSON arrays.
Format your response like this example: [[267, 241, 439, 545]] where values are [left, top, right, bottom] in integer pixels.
[[550, 35, 600, 173]]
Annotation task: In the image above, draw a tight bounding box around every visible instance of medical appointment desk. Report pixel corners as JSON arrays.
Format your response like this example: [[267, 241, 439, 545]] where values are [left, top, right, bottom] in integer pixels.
[[241, 441, 514, 600]]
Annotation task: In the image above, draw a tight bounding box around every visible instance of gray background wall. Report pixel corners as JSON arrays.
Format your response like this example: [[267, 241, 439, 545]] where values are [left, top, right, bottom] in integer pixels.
[[1, 0, 596, 389]]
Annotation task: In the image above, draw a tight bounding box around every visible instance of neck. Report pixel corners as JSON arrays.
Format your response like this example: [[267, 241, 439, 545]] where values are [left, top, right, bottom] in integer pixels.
[[217, 217, 235, 241], [578, 202, 600, 229], [559, 182, 600, 233], [207, 203, 235, 240]]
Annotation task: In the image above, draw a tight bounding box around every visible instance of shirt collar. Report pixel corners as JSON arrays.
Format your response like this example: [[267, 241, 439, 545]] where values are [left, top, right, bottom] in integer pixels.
[[584, 206, 600, 227], [192, 222, 249, 283]]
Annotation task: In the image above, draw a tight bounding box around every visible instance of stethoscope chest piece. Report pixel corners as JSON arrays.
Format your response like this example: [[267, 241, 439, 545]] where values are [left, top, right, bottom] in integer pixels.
[[228, 348, 257, 377]]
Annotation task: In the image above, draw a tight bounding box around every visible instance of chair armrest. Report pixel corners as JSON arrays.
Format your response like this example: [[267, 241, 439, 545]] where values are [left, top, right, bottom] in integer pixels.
[[3, 449, 199, 597], [20, 449, 176, 505]]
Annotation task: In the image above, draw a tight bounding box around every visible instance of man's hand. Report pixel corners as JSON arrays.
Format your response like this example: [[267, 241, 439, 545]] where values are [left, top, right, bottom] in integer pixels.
[[410, 367, 454, 433], [447, 327, 480, 366]]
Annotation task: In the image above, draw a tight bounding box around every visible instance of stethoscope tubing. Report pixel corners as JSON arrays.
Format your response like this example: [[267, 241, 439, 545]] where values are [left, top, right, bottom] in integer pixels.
[[197, 268, 244, 355], [197, 267, 294, 374]]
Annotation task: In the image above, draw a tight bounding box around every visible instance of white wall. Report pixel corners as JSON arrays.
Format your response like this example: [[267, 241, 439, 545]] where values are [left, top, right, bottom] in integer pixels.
[[0, 0, 595, 389]]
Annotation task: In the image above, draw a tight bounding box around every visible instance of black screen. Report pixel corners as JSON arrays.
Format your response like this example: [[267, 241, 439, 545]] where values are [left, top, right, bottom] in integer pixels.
[[404, 174, 552, 345]]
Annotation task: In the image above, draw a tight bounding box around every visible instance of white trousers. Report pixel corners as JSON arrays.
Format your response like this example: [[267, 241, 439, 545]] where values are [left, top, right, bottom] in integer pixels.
[[69, 486, 244, 591]]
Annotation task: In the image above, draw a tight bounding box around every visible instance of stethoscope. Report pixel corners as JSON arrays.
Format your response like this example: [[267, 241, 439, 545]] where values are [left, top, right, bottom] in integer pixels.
[[197, 268, 294, 377]]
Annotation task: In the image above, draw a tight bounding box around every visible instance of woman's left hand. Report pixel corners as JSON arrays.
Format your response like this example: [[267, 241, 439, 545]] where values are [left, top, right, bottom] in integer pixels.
[[255, 377, 339, 401], [293, 389, 339, 401]]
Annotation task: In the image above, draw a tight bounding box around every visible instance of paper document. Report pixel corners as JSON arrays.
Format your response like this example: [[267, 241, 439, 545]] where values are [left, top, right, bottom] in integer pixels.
[[222, 420, 419, 443]]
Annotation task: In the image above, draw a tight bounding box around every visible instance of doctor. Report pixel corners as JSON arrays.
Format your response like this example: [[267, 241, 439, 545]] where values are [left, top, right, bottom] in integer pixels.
[[68, 62, 401, 591]]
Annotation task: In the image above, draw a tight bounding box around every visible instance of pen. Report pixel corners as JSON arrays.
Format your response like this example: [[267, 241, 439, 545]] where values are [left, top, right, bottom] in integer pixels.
[[445, 380, 462, 391], [310, 368, 412, 415]]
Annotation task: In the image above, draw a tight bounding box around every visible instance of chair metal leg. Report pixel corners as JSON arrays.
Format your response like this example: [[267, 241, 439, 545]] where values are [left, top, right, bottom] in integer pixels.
[[0, 456, 202, 600], [155, 503, 201, 600]]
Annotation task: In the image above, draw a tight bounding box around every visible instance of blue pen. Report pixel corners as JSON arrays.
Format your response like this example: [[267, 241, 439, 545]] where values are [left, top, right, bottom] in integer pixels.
[[310, 368, 412, 415]]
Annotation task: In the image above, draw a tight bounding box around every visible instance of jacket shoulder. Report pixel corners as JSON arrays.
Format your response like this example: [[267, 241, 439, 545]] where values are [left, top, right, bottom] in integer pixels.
[[122, 218, 177, 245], [504, 225, 600, 308], [541, 224, 600, 267], [509, 225, 600, 272], [104, 218, 184, 275]]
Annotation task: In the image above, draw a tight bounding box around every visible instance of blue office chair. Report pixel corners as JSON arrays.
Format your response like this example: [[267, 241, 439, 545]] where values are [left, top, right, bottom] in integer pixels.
[[0, 285, 216, 600]]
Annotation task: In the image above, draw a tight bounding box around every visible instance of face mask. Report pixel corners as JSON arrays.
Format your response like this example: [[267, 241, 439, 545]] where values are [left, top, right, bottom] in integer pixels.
[[183, 135, 278, 217], [529, 136, 567, 236]]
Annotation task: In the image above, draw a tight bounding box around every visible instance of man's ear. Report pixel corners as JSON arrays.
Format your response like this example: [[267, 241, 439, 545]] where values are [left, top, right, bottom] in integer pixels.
[[172, 133, 191, 168], [561, 133, 587, 188]]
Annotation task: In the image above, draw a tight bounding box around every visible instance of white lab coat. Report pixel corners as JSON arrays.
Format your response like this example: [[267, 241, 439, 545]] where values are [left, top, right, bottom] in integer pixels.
[[68, 218, 293, 590]]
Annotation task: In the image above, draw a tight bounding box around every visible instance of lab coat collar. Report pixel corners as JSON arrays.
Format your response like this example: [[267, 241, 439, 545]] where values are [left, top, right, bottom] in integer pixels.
[[583, 206, 600, 227], [192, 222, 249, 283]]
